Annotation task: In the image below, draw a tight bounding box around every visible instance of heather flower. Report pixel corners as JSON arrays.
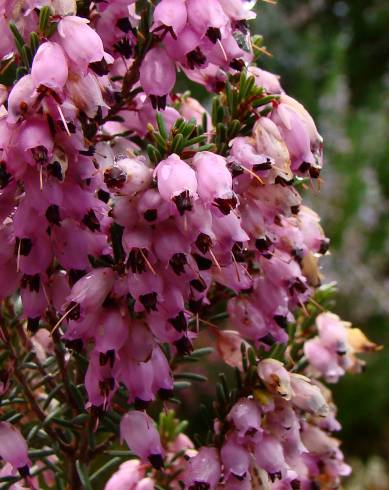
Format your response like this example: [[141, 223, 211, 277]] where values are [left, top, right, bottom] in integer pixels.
[[120, 411, 164, 468], [31, 42, 68, 91], [154, 153, 198, 214], [0, 422, 31, 475], [183, 447, 221, 489], [139, 47, 176, 109]]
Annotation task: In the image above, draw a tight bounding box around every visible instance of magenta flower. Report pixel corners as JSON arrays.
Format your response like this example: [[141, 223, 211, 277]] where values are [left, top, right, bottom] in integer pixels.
[[154, 153, 198, 214], [120, 411, 164, 468], [183, 447, 221, 489], [139, 47, 176, 109], [31, 42, 68, 91], [0, 422, 31, 475]]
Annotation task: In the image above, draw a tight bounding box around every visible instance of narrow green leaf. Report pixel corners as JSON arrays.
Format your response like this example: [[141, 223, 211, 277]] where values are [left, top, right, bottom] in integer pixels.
[[156, 112, 168, 140], [39, 6, 51, 33], [75, 460, 92, 490], [174, 372, 207, 382], [90, 457, 121, 483]]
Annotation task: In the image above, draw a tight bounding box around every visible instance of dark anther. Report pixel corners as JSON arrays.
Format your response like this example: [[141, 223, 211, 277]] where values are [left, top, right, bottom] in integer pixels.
[[173, 190, 193, 215], [113, 38, 133, 59], [309, 166, 321, 179], [150, 94, 167, 111], [230, 58, 245, 71], [169, 311, 187, 332], [214, 194, 238, 215], [127, 248, 147, 274], [274, 315, 288, 330], [116, 17, 133, 33], [69, 269, 87, 287], [90, 58, 109, 76], [174, 336, 193, 356], [134, 397, 150, 410], [148, 454, 164, 470], [291, 479, 301, 490], [64, 338, 83, 352], [45, 204, 61, 226], [68, 302, 81, 321], [139, 292, 158, 312], [190, 277, 207, 293], [82, 209, 101, 232], [255, 235, 272, 252], [195, 233, 212, 254], [206, 27, 222, 43], [79, 146, 96, 156], [292, 248, 304, 263], [299, 161, 311, 173], [192, 253, 212, 271], [18, 465, 30, 478], [186, 48, 207, 69], [0, 162, 12, 189], [274, 175, 293, 186], [232, 241, 247, 262], [291, 205, 300, 215], [31, 145, 48, 165], [99, 349, 115, 368], [253, 159, 273, 171], [158, 387, 173, 400], [97, 189, 110, 203], [27, 317, 40, 333], [17, 237, 33, 256], [104, 166, 127, 189], [188, 298, 203, 313], [21, 273, 40, 292], [319, 238, 330, 255], [189, 483, 210, 490], [227, 161, 244, 178], [47, 161, 64, 180], [260, 333, 276, 346], [170, 253, 188, 275], [144, 209, 157, 222]]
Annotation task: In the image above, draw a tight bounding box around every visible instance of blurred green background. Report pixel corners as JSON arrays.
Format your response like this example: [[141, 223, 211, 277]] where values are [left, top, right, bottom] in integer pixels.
[[255, 0, 389, 486]]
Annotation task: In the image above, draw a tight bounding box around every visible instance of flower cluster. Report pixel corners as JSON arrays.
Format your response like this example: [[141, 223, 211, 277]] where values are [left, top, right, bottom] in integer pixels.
[[0, 1, 378, 488]]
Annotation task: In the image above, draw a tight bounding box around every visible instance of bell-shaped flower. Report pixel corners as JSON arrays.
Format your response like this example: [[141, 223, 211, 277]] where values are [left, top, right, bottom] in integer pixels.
[[104, 156, 152, 196], [194, 151, 237, 214], [153, 0, 187, 37], [120, 411, 164, 469], [254, 433, 287, 478], [227, 398, 261, 439], [154, 153, 198, 214], [257, 359, 292, 400], [6, 75, 37, 124], [290, 374, 328, 416], [215, 329, 249, 371], [104, 460, 145, 490], [139, 47, 176, 109], [67, 267, 114, 313], [183, 447, 221, 489], [57, 15, 113, 73], [187, 0, 229, 38], [31, 42, 68, 91], [221, 437, 250, 480], [0, 422, 31, 475]]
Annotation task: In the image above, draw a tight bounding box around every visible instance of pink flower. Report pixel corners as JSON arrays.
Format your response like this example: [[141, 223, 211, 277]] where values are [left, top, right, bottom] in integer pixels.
[[254, 433, 287, 478], [227, 398, 261, 439], [104, 460, 145, 490], [57, 16, 113, 73], [183, 447, 221, 489], [31, 42, 68, 91], [120, 411, 164, 468], [257, 359, 292, 400], [153, 0, 187, 37], [0, 422, 31, 475], [154, 153, 198, 214], [139, 47, 176, 109]]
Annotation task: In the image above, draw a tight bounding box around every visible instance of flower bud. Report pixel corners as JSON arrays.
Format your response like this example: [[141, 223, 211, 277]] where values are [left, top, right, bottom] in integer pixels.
[[31, 42, 68, 90], [0, 422, 31, 475]]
